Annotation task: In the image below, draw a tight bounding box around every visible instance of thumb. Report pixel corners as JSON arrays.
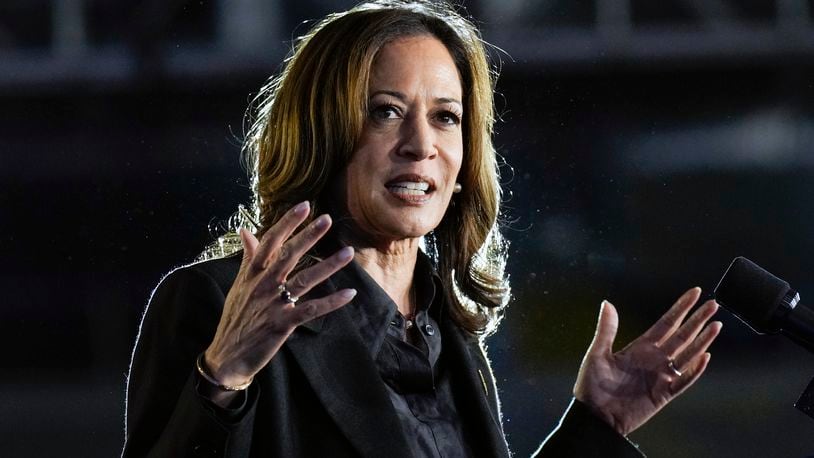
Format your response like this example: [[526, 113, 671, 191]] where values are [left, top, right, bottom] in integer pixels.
[[588, 300, 619, 355]]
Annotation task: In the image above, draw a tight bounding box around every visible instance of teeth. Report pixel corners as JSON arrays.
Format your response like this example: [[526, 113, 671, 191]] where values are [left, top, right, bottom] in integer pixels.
[[388, 181, 430, 191], [389, 188, 426, 196]]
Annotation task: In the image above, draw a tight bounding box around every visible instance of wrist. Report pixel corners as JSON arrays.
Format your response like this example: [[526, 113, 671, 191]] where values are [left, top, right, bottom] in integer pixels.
[[197, 352, 253, 391], [574, 393, 628, 436]]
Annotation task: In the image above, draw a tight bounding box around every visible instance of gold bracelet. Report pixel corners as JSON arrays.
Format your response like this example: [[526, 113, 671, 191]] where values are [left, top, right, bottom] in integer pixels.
[[195, 353, 253, 391]]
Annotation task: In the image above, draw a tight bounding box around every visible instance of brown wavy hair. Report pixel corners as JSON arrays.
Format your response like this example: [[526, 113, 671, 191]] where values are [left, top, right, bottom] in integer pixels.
[[207, 0, 510, 335]]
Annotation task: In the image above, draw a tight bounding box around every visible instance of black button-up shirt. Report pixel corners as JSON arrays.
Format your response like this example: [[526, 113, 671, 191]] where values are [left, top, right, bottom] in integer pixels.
[[333, 253, 472, 458]]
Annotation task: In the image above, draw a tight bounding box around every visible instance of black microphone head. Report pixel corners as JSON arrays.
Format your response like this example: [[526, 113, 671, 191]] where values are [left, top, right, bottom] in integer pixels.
[[714, 256, 790, 334]]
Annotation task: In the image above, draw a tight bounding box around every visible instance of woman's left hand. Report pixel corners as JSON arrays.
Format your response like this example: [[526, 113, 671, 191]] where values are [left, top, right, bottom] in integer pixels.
[[573, 287, 722, 436]]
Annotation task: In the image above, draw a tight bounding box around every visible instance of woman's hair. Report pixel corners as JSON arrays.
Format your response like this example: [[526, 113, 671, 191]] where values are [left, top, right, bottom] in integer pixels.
[[206, 0, 510, 335]]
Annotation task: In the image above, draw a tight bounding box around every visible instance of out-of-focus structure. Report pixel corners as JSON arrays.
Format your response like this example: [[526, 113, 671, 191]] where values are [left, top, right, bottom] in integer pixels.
[[2, 1, 814, 88]]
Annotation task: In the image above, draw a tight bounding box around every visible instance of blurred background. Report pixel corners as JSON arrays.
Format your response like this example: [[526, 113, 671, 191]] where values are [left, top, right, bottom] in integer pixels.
[[2, 0, 814, 456]]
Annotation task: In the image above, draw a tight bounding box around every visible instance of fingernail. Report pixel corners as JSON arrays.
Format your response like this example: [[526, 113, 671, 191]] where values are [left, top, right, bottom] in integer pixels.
[[337, 246, 354, 261], [293, 201, 309, 215], [338, 288, 357, 300], [314, 214, 331, 230]]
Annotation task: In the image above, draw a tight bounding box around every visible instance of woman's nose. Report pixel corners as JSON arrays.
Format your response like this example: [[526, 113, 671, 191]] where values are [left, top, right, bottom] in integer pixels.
[[398, 117, 437, 160]]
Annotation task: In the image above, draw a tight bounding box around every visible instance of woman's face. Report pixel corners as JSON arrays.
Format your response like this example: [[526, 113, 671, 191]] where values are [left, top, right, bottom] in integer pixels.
[[341, 35, 464, 246]]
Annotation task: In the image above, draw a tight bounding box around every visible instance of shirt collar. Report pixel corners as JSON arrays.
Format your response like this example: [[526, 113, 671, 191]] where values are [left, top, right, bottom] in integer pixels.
[[331, 250, 439, 359]]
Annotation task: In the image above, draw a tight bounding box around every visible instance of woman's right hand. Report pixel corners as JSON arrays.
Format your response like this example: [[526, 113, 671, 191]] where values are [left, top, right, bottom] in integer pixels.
[[202, 201, 356, 405]]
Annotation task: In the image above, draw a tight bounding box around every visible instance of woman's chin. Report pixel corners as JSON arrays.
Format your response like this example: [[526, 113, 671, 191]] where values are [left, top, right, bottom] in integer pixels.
[[361, 219, 438, 246], [347, 199, 445, 245], [382, 211, 442, 237]]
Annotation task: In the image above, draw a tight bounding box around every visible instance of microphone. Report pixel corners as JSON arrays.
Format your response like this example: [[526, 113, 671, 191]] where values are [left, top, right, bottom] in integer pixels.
[[715, 257, 814, 421], [714, 256, 814, 354]]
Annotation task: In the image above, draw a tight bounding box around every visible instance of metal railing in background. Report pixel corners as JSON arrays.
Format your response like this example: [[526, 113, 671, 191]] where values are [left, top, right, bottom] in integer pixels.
[[478, 0, 814, 65], [0, 0, 812, 91]]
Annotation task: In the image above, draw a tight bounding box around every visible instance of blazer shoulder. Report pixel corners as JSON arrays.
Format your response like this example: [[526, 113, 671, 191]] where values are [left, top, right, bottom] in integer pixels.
[[157, 252, 242, 297], [184, 252, 242, 293], [140, 252, 242, 325]]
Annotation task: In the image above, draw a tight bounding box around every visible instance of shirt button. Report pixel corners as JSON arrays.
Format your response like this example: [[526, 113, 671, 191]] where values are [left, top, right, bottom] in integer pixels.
[[423, 324, 435, 336]]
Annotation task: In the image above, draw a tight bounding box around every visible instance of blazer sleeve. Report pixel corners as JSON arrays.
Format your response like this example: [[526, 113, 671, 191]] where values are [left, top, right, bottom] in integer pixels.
[[122, 265, 258, 458], [533, 398, 645, 458]]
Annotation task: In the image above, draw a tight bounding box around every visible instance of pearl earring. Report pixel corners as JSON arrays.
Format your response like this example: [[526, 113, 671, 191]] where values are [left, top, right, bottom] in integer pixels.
[[453, 183, 462, 194]]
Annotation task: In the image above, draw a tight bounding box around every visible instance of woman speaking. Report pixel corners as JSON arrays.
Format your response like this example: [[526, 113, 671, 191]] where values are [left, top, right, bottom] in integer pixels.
[[123, 1, 721, 456]]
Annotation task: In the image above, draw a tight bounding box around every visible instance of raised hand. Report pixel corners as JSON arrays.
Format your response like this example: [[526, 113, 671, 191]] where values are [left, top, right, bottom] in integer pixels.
[[574, 287, 722, 436], [202, 201, 356, 404]]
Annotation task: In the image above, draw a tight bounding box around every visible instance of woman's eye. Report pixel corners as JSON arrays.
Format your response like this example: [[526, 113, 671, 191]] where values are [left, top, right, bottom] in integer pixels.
[[370, 105, 400, 120], [437, 111, 462, 126]]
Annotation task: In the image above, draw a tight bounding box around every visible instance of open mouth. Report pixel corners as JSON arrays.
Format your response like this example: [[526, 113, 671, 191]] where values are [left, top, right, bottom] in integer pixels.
[[385, 175, 436, 203], [387, 181, 431, 195]]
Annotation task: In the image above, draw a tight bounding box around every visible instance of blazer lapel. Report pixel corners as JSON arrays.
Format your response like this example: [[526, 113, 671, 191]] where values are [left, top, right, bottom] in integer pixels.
[[442, 317, 511, 457], [285, 304, 413, 458]]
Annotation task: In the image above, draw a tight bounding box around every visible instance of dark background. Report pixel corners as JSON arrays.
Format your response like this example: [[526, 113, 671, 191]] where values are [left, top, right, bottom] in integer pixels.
[[3, 0, 814, 456]]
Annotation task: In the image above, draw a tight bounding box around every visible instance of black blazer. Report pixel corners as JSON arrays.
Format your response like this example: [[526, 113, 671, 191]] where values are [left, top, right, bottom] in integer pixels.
[[123, 253, 644, 458]]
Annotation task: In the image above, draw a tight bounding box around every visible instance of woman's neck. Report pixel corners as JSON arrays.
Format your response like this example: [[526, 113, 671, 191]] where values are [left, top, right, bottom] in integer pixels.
[[352, 239, 419, 318]]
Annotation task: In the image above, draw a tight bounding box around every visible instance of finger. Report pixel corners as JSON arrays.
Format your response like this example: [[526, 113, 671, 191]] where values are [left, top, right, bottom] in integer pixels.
[[239, 228, 260, 262], [673, 320, 722, 368], [641, 287, 702, 344], [284, 246, 354, 297], [234, 229, 261, 284], [259, 214, 334, 287], [251, 201, 311, 271], [290, 288, 358, 326], [660, 300, 719, 357], [588, 300, 619, 356], [670, 351, 712, 396]]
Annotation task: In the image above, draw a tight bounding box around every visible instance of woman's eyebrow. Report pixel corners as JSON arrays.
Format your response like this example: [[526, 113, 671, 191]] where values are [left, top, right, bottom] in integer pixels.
[[436, 97, 462, 106], [370, 90, 461, 106], [370, 89, 406, 100]]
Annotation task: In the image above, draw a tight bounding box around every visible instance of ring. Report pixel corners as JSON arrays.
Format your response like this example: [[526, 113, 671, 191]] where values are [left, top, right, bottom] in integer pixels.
[[668, 359, 683, 377], [278, 283, 298, 304]]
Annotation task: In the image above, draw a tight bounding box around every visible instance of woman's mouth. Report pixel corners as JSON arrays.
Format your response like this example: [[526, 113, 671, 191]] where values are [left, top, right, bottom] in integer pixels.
[[385, 176, 435, 204]]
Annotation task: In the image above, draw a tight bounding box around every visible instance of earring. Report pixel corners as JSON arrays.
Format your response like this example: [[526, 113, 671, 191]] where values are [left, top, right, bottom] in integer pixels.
[[453, 183, 462, 194]]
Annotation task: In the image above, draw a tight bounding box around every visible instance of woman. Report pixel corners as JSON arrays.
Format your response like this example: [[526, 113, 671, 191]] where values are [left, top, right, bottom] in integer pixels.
[[123, 1, 721, 456]]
